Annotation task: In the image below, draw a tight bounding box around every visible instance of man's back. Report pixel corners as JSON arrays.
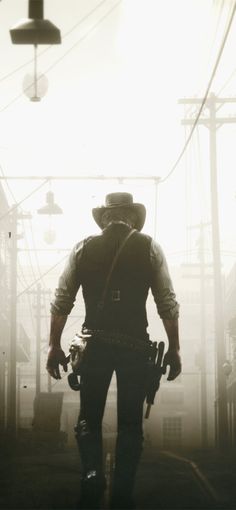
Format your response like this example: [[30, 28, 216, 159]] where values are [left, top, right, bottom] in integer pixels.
[[80, 222, 152, 338]]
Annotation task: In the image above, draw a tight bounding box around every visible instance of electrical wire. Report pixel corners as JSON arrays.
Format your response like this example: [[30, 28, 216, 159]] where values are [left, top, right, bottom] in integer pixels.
[[184, 122, 190, 262], [217, 66, 236, 96], [0, 164, 52, 339], [17, 248, 34, 289], [20, 224, 51, 342], [184, 0, 227, 119], [0, 0, 108, 84], [182, 124, 211, 267], [0, 177, 50, 222], [215, 1, 236, 108], [1, 0, 234, 194], [0, 163, 38, 285], [18, 264, 37, 336], [0, 1, 121, 220], [0, 164, 51, 328], [0, 0, 122, 114], [29, 219, 50, 335], [0, 164, 45, 336], [210, 1, 226, 55], [196, 126, 208, 226], [20, 222, 41, 286], [0, 163, 19, 209], [159, 0, 236, 184], [41, 1, 121, 75], [17, 253, 68, 299], [17, 266, 28, 291]]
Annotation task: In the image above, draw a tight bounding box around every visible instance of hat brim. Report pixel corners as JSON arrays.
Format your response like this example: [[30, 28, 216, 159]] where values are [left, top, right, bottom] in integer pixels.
[[92, 203, 146, 231]]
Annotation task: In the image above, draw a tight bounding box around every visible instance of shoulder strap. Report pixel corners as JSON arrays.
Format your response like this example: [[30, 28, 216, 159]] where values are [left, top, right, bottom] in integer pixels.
[[98, 228, 136, 311]]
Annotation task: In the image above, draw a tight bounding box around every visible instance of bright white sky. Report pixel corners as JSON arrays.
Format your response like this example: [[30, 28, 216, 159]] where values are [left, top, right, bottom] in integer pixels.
[[0, 0, 236, 279]]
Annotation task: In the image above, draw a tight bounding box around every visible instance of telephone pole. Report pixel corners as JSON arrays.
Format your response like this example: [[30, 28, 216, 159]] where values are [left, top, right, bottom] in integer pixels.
[[36, 284, 42, 396], [7, 208, 17, 437], [7, 208, 31, 437], [28, 284, 51, 396], [179, 93, 236, 449], [198, 223, 209, 448], [182, 222, 212, 448]]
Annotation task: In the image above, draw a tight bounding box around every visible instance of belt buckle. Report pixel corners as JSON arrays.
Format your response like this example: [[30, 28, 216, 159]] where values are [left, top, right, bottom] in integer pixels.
[[111, 289, 121, 302]]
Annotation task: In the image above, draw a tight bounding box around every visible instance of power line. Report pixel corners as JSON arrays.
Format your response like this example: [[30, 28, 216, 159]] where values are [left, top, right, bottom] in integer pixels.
[[1, 197, 50, 341], [29, 219, 51, 335], [0, 164, 46, 337], [159, 0, 236, 184], [217, 66, 236, 96], [18, 264, 37, 336], [20, 223, 40, 287], [40, 1, 121, 76], [0, 174, 160, 222], [0, 177, 50, 222], [0, 162, 42, 287], [205, 0, 226, 73], [17, 253, 68, 299], [0, 0, 108, 85], [216, 3, 236, 104], [0, 0, 122, 114], [183, 0, 229, 119]]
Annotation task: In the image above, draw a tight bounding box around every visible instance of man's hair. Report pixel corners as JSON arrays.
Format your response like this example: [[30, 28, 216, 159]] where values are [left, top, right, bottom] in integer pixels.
[[101, 207, 137, 228]]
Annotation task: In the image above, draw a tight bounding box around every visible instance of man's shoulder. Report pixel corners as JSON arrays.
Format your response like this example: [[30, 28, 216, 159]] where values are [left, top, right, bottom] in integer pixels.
[[133, 230, 153, 248], [73, 232, 102, 252], [136, 230, 152, 241]]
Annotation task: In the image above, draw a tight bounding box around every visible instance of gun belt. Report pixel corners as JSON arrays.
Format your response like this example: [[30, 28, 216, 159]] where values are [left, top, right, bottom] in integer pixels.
[[83, 329, 151, 353]]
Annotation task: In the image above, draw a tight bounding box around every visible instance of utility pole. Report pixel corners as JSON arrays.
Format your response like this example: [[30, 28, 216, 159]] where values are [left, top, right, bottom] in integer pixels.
[[7, 208, 17, 437], [179, 94, 236, 449], [17, 365, 21, 430], [0, 351, 6, 431], [7, 208, 31, 437], [36, 284, 41, 396], [28, 284, 51, 396], [198, 223, 208, 448], [182, 222, 212, 448]]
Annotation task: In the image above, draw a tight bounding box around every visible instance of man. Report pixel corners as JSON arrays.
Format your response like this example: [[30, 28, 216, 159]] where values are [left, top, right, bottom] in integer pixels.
[[46, 192, 181, 509]]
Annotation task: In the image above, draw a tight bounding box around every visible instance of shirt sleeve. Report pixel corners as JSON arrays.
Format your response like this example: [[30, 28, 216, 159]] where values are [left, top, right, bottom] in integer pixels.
[[50, 240, 84, 316], [150, 239, 179, 320]]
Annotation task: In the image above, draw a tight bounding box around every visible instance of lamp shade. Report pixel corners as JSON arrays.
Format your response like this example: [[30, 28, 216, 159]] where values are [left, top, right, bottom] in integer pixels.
[[37, 192, 63, 215], [10, 1, 61, 45], [10, 19, 61, 45]]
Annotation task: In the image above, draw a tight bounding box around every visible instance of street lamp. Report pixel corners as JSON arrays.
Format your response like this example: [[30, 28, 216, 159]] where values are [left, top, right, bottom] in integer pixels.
[[37, 191, 63, 215], [10, 0, 61, 100], [37, 191, 63, 245], [10, 0, 61, 45]]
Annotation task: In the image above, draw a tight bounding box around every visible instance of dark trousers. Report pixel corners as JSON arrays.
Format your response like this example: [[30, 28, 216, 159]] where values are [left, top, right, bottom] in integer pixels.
[[75, 340, 148, 502]]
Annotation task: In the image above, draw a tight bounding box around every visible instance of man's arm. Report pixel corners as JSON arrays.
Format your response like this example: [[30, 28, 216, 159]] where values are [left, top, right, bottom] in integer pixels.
[[46, 240, 84, 380], [162, 318, 181, 381], [46, 314, 69, 380], [150, 240, 181, 381]]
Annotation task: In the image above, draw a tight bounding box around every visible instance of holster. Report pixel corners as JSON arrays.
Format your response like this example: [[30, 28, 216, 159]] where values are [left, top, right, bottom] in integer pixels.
[[67, 333, 90, 391]]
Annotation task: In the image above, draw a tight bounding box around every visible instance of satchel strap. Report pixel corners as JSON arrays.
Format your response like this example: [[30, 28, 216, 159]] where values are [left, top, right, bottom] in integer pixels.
[[97, 228, 136, 311]]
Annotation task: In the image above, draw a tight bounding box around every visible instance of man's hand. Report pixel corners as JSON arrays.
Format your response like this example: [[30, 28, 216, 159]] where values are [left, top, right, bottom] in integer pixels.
[[46, 346, 68, 380], [162, 349, 182, 381]]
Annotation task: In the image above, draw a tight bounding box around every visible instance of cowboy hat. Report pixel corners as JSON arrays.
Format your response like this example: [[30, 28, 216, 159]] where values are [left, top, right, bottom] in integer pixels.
[[92, 192, 146, 231]]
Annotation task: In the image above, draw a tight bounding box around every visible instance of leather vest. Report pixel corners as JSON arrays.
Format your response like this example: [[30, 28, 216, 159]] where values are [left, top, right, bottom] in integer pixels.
[[79, 223, 152, 338]]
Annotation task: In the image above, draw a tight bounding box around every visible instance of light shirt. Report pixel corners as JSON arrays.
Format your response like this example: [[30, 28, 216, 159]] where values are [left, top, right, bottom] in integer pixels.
[[51, 233, 179, 321]]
